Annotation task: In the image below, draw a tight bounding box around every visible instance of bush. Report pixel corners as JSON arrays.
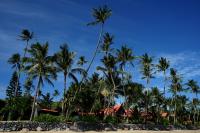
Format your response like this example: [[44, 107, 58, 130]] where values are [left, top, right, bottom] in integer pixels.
[[34, 114, 65, 123], [160, 118, 169, 127], [66, 115, 80, 122], [103, 116, 118, 124], [80, 115, 99, 123]]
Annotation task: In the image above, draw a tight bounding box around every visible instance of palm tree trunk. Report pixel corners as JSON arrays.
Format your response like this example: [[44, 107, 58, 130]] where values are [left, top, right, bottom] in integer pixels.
[[122, 66, 127, 108], [30, 78, 40, 121], [72, 24, 104, 102], [104, 70, 116, 119], [174, 92, 177, 125], [163, 71, 166, 97], [144, 79, 150, 124], [23, 40, 29, 58], [62, 73, 67, 116]]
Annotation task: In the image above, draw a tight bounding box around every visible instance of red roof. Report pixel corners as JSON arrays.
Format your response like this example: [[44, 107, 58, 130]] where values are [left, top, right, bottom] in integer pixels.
[[40, 108, 58, 113]]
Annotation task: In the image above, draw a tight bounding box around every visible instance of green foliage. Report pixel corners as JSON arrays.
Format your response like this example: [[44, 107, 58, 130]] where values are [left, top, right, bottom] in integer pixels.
[[160, 118, 169, 127], [103, 116, 118, 124], [6, 71, 21, 98], [80, 115, 99, 123], [34, 114, 65, 123]]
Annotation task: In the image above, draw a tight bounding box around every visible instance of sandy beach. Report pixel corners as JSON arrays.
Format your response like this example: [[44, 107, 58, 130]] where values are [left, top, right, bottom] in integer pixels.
[[6, 130, 200, 133]]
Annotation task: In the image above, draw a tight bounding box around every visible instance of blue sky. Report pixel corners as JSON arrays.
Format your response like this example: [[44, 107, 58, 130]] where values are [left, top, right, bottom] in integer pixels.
[[0, 0, 200, 101]]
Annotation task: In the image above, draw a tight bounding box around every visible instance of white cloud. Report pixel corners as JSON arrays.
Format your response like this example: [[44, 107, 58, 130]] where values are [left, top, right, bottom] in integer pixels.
[[157, 51, 200, 79]]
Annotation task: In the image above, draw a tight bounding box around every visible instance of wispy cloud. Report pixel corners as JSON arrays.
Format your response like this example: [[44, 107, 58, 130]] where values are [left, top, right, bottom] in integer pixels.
[[157, 51, 200, 79]]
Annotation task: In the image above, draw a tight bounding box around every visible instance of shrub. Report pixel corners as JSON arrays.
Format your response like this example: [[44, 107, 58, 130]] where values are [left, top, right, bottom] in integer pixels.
[[160, 118, 169, 127], [103, 116, 118, 124], [34, 114, 65, 123], [80, 115, 99, 123]]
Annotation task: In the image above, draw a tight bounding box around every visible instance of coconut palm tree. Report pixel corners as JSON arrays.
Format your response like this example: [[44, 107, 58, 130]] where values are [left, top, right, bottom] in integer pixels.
[[116, 45, 134, 109], [140, 53, 154, 89], [54, 44, 86, 116], [140, 53, 154, 122], [82, 5, 112, 83], [23, 78, 34, 97], [169, 68, 182, 124], [77, 56, 87, 66], [157, 57, 170, 96], [186, 79, 200, 123], [68, 5, 112, 114], [23, 42, 57, 121], [151, 87, 163, 123], [97, 54, 119, 109], [186, 80, 199, 98], [100, 32, 114, 56], [19, 29, 33, 57]]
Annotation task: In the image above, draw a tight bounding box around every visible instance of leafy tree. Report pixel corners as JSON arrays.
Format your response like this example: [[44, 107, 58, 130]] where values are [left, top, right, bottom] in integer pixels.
[[8, 53, 21, 97], [6, 71, 22, 98], [5, 71, 22, 120]]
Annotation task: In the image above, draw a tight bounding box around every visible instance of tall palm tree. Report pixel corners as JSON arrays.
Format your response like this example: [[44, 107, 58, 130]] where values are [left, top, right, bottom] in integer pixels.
[[8, 53, 21, 97], [157, 57, 170, 96], [140, 53, 154, 88], [140, 53, 154, 123], [186, 79, 200, 123], [82, 5, 112, 83], [169, 68, 182, 124], [23, 42, 57, 121], [69, 5, 112, 113], [97, 54, 118, 109], [19, 29, 33, 57], [116, 45, 134, 109], [54, 44, 86, 116], [85, 5, 112, 75]]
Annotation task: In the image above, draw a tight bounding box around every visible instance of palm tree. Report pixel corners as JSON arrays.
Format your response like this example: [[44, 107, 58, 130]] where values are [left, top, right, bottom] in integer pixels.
[[186, 80, 199, 98], [116, 45, 134, 109], [54, 44, 86, 116], [100, 32, 114, 56], [140, 53, 154, 89], [140, 53, 154, 122], [186, 79, 200, 123], [19, 29, 33, 57], [82, 5, 112, 83], [151, 87, 163, 123], [68, 5, 112, 113], [23, 42, 57, 121], [97, 54, 118, 109], [157, 57, 170, 96], [77, 56, 87, 66], [169, 68, 182, 124], [23, 79, 35, 97]]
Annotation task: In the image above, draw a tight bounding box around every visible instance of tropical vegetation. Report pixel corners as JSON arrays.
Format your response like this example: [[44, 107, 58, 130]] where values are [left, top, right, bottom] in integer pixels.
[[0, 5, 199, 126]]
